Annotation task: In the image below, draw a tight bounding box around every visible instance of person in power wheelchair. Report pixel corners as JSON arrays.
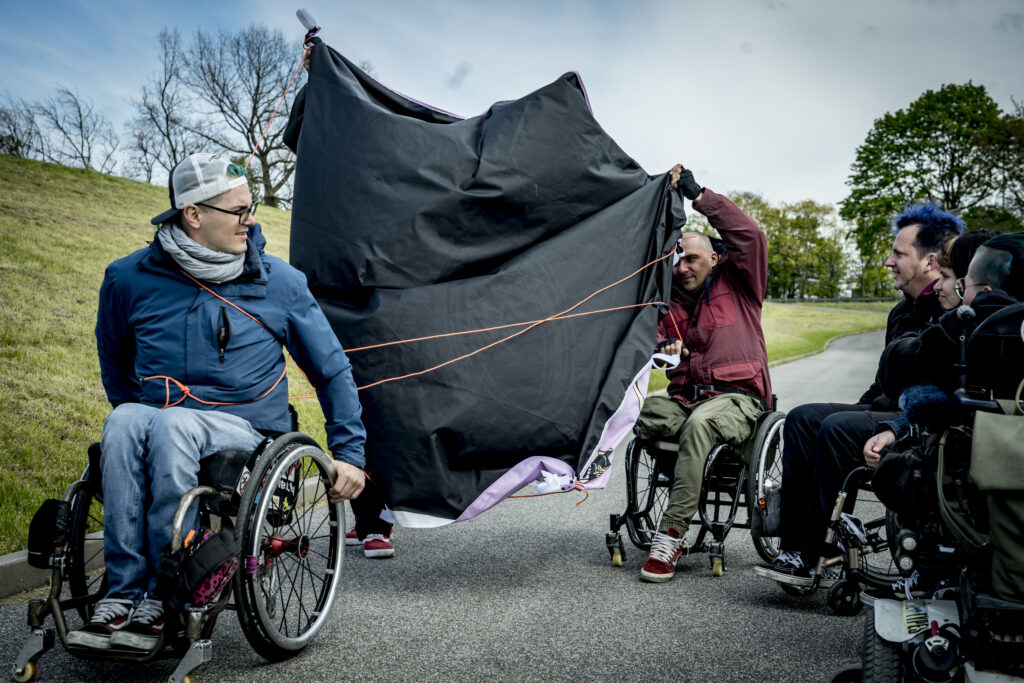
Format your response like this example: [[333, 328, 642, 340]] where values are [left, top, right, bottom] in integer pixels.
[[627, 164, 773, 583], [49, 154, 366, 658], [853, 233, 1024, 682], [755, 203, 963, 590], [866, 233, 1024, 596]]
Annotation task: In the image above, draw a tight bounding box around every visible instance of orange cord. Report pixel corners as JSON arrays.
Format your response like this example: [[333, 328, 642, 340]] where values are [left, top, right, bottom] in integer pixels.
[[346, 302, 664, 353], [142, 270, 289, 409], [245, 46, 309, 170], [510, 481, 590, 506], [356, 245, 677, 391]]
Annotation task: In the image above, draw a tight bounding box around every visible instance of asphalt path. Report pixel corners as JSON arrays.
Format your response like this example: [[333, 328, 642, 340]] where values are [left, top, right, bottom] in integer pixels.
[[1, 331, 885, 683]]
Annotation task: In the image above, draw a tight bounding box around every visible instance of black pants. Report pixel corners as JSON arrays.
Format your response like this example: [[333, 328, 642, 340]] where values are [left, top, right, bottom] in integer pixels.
[[778, 403, 899, 562], [351, 475, 393, 539]]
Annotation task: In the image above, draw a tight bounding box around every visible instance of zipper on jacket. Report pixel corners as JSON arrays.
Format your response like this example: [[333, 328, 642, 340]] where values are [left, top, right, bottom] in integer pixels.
[[218, 306, 231, 364]]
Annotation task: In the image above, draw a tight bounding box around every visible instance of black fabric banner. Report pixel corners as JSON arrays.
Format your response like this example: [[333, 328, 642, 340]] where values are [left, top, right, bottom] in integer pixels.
[[287, 39, 682, 524]]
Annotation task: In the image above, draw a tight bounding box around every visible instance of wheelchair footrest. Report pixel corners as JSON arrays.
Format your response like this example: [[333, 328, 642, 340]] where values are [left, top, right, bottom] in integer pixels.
[[169, 639, 213, 683]]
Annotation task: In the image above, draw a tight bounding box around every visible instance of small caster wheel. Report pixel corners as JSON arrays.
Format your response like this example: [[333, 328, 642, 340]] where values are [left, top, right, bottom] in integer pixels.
[[827, 580, 863, 616], [611, 550, 623, 566], [12, 661, 37, 683], [711, 558, 724, 576]]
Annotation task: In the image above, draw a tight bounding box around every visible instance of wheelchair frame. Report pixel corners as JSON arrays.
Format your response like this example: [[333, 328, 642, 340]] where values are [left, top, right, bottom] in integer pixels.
[[11, 432, 345, 683], [606, 407, 786, 576], [790, 466, 902, 614]]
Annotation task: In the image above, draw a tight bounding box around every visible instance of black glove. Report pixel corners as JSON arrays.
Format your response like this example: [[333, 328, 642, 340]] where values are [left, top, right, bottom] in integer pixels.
[[674, 166, 703, 201], [656, 338, 680, 352]]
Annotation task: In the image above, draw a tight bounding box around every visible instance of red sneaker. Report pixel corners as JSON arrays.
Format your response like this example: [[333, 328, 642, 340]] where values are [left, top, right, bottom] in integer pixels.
[[363, 533, 395, 558], [640, 528, 684, 583], [345, 528, 360, 546]]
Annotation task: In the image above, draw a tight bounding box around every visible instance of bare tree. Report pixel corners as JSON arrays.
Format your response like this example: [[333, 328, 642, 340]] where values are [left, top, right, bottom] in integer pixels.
[[126, 28, 207, 182], [34, 87, 119, 173], [0, 94, 47, 159], [181, 24, 305, 207]]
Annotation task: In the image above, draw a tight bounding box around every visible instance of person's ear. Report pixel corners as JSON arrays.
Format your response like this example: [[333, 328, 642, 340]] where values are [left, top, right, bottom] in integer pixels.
[[182, 204, 202, 230], [710, 251, 719, 266]]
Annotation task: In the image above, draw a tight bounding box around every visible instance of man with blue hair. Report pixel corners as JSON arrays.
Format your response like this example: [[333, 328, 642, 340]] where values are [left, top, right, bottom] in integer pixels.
[[756, 201, 964, 586]]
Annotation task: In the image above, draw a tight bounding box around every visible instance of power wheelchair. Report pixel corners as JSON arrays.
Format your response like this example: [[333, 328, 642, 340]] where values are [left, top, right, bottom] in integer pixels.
[[605, 395, 786, 575], [11, 418, 346, 683], [855, 302, 1024, 682]]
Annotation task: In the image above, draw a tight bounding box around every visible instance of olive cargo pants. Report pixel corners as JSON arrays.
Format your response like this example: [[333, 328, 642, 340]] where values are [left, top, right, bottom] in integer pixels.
[[634, 393, 763, 533]]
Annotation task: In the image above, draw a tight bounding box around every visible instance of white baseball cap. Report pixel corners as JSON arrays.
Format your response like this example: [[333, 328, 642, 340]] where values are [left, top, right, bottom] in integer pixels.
[[151, 153, 250, 225]]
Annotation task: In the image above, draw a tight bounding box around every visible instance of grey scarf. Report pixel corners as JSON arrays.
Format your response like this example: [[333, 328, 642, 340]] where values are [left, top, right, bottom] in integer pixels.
[[156, 225, 246, 284]]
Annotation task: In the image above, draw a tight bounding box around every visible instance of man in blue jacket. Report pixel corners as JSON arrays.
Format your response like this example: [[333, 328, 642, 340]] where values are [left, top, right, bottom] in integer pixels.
[[68, 153, 367, 652]]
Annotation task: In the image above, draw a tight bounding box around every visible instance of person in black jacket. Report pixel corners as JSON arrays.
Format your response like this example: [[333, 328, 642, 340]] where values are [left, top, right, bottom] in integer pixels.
[[756, 202, 964, 585]]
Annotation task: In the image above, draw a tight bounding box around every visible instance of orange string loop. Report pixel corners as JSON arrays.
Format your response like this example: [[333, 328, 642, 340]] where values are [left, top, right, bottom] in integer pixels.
[[509, 481, 589, 506]]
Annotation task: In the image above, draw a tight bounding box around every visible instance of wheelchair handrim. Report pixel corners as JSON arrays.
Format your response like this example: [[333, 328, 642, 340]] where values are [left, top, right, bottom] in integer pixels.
[[240, 443, 344, 651]]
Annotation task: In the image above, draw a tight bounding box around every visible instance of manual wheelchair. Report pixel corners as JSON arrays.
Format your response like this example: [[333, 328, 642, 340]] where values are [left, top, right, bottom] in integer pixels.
[[11, 426, 346, 683], [605, 396, 785, 575], [778, 466, 902, 614]]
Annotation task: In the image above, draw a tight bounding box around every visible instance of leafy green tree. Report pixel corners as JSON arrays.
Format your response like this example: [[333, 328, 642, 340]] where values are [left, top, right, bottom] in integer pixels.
[[982, 98, 1024, 225], [729, 192, 852, 299], [841, 82, 1010, 294]]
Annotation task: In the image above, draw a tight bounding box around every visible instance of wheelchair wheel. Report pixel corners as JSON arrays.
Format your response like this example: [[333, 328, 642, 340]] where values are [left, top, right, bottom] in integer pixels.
[[623, 438, 671, 551], [856, 505, 901, 588], [233, 433, 344, 661], [66, 479, 108, 621], [746, 411, 785, 563]]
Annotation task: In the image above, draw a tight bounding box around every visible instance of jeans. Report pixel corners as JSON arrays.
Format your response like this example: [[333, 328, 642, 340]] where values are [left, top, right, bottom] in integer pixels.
[[100, 403, 263, 601]]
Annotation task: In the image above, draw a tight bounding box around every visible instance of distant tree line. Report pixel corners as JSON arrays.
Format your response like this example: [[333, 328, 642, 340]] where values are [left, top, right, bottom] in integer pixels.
[[2, 31, 1022, 293]]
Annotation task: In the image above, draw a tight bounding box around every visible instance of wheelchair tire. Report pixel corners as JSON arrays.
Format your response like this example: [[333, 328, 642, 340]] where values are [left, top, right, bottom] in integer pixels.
[[746, 411, 786, 563], [66, 479, 108, 622], [623, 438, 671, 551], [862, 609, 902, 683], [233, 433, 344, 661]]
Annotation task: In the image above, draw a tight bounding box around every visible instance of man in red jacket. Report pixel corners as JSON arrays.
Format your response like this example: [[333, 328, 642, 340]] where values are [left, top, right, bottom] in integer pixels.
[[635, 164, 772, 583]]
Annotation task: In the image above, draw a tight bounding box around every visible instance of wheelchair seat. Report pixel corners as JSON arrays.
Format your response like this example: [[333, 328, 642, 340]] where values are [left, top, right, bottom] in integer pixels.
[[198, 447, 252, 493]]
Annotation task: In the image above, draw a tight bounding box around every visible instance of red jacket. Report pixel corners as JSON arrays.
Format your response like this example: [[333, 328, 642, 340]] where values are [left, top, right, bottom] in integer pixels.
[[657, 189, 772, 407]]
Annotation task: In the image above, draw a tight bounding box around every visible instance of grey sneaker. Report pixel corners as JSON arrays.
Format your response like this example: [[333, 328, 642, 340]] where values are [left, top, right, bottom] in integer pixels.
[[110, 598, 165, 651], [66, 598, 134, 650]]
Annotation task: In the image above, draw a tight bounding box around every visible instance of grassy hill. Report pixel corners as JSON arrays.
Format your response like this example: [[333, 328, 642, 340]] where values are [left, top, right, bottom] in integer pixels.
[[0, 154, 888, 554]]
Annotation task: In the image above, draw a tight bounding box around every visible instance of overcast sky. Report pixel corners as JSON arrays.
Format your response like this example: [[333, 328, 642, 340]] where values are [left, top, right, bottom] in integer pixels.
[[2, 0, 1023, 207]]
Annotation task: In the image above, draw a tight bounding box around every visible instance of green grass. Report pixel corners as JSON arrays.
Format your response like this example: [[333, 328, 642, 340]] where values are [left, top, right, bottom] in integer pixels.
[[0, 154, 890, 554], [645, 301, 888, 393]]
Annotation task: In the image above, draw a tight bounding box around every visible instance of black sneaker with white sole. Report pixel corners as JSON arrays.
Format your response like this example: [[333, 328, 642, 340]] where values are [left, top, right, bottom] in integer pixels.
[[754, 551, 812, 584], [110, 598, 165, 651], [66, 598, 134, 650]]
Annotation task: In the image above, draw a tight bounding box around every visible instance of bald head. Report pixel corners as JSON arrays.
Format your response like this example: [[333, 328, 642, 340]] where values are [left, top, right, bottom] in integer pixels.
[[679, 231, 714, 256], [674, 231, 719, 293]]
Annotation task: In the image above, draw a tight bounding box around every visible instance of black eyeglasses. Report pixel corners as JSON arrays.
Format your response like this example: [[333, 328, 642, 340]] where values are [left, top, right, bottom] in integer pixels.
[[954, 277, 988, 298], [196, 201, 259, 224]]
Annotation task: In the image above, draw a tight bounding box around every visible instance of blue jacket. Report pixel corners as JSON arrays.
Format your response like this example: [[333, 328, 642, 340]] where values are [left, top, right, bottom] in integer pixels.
[[96, 224, 366, 467]]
